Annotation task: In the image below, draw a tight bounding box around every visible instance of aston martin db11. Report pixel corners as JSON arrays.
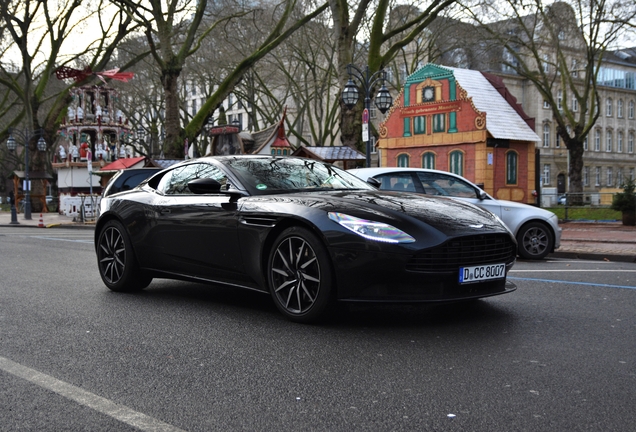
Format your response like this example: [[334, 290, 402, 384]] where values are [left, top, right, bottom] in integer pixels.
[[95, 156, 517, 323]]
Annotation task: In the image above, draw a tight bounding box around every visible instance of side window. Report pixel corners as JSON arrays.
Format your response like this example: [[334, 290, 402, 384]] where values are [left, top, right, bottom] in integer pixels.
[[156, 163, 227, 195], [416, 172, 477, 198], [375, 173, 416, 192]]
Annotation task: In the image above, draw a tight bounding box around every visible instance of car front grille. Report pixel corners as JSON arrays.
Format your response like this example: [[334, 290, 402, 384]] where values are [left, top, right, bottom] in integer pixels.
[[406, 234, 516, 273]]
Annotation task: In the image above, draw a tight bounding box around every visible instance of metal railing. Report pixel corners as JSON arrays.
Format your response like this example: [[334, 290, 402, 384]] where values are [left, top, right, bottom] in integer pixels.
[[541, 192, 634, 222]]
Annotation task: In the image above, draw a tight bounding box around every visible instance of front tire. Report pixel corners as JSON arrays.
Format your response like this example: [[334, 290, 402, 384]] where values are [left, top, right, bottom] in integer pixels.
[[96, 220, 152, 292], [268, 227, 333, 323], [516, 221, 554, 260]]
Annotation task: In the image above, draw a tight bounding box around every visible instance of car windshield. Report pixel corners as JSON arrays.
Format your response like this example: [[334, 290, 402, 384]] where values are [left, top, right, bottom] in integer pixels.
[[224, 157, 374, 195]]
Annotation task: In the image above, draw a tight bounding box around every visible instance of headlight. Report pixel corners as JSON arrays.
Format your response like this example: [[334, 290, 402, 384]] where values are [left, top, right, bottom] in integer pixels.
[[328, 212, 415, 244]]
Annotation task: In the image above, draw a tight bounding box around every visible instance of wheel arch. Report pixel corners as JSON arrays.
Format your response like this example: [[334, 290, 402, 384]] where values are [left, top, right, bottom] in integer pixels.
[[94, 213, 145, 263], [515, 219, 557, 257], [260, 217, 337, 291]]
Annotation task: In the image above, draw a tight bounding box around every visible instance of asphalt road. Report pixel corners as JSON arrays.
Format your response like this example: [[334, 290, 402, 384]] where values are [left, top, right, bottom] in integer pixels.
[[1, 227, 635, 432]]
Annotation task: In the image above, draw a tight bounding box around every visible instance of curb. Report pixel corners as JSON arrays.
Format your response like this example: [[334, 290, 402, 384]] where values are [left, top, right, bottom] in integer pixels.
[[549, 250, 636, 263]]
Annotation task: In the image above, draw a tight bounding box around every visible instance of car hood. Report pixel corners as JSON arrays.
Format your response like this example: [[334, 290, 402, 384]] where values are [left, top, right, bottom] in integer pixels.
[[243, 190, 509, 237]]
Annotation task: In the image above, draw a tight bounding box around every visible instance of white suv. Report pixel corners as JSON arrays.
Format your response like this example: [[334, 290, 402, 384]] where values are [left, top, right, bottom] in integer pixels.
[[349, 167, 561, 260]]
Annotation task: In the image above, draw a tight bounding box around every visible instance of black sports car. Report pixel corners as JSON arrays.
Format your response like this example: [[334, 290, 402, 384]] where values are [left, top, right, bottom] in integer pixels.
[[95, 156, 517, 323]]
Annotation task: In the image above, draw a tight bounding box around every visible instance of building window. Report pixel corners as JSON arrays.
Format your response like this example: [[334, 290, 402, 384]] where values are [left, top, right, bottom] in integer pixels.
[[414, 116, 426, 134], [369, 106, 377, 119], [583, 167, 589, 186], [542, 54, 550, 73], [433, 114, 446, 132], [607, 167, 613, 187], [397, 154, 410, 167], [584, 136, 588, 151], [631, 168, 635, 181], [555, 129, 560, 148], [629, 133, 635, 153], [629, 101, 635, 119], [506, 151, 518, 185], [572, 96, 578, 112], [543, 164, 550, 185], [606, 131, 612, 152], [422, 152, 435, 169], [618, 131, 623, 153], [571, 59, 578, 77], [618, 99, 623, 118], [543, 124, 550, 147], [191, 98, 197, 116], [228, 93, 233, 108], [595, 167, 601, 186], [557, 89, 562, 109], [543, 100, 550, 109], [617, 169, 623, 187], [595, 130, 601, 151], [449, 150, 464, 176], [606, 98, 613, 116]]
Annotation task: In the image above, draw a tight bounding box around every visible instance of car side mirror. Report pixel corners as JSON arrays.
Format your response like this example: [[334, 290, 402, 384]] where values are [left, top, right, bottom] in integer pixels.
[[478, 190, 488, 200], [367, 177, 381, 188], [188, 178, 222, 194]]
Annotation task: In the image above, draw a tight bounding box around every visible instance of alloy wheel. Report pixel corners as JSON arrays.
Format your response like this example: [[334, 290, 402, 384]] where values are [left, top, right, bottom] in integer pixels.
[[98, 226, 126, 285], [270, 235, 321, 315]]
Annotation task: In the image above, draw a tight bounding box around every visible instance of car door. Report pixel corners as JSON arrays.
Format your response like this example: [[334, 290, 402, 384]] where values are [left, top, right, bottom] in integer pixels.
[[414, 171, 504, 219], [146, 162, 248, 284]]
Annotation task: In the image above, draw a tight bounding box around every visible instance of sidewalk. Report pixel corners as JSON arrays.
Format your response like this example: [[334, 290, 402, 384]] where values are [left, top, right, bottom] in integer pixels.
[[553, 221, 636, 262], [1, 211, 635, 262], [0, 211, 95, 229]]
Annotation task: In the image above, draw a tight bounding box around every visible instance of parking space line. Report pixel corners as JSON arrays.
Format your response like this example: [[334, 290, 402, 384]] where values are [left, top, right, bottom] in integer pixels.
[[508, 277, 636, 290], [0, 356, 186, 432]]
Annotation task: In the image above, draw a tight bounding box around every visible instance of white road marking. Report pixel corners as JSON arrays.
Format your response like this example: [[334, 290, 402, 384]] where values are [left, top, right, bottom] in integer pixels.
[[0, 356, 186, 432], [29, 236, 93, 244], [511, 269, 636, 272]]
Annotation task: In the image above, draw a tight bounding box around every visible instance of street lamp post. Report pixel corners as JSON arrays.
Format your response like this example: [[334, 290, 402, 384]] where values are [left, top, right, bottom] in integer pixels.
[[5, 128, 47, 220], [341, 64, 393, 167], [137, 126, 147, 157]]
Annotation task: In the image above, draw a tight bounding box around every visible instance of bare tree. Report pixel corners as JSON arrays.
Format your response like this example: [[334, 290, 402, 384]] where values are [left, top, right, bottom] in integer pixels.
[[244, 18, 341, 146], [112, 0, 328, 158], [0, 0, 137, 203], [330, 0, 457, 151], [464, 0, 636, 197]]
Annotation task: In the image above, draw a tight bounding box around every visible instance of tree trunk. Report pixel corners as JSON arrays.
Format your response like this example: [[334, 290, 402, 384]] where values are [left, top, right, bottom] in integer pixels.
[[566, 137, 584, 205], [162, 68, 183, 159]]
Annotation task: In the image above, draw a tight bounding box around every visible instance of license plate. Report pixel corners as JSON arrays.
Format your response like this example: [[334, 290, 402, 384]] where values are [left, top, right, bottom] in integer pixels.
[[459, 263, 506, 284]]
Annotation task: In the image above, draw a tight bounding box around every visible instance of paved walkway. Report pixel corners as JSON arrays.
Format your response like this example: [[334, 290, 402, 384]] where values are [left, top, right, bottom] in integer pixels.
[[1, 211, 635, 262]]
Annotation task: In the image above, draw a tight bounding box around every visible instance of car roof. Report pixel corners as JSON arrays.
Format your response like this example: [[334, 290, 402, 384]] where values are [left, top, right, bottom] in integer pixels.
[[349, 167, 473, 182]]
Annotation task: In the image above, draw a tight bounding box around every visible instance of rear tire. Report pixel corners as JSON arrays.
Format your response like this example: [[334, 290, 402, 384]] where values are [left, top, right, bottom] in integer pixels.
[[96, 220, 152, 292], [268, 227, 334, 323], [516, 221, 554, 260]]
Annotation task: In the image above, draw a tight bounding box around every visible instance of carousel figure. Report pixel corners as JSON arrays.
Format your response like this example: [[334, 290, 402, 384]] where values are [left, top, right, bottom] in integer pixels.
[[58, 144, 67, 162]]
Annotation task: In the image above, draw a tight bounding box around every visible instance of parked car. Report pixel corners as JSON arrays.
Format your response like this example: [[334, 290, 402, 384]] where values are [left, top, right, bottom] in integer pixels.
[[349, 167, 561, 260], [102, 167, 163, 197], [95, 156, 517, 323]]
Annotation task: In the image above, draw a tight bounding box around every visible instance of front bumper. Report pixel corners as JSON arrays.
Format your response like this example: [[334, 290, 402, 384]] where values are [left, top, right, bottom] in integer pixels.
[[331, 247, 516, 302]]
